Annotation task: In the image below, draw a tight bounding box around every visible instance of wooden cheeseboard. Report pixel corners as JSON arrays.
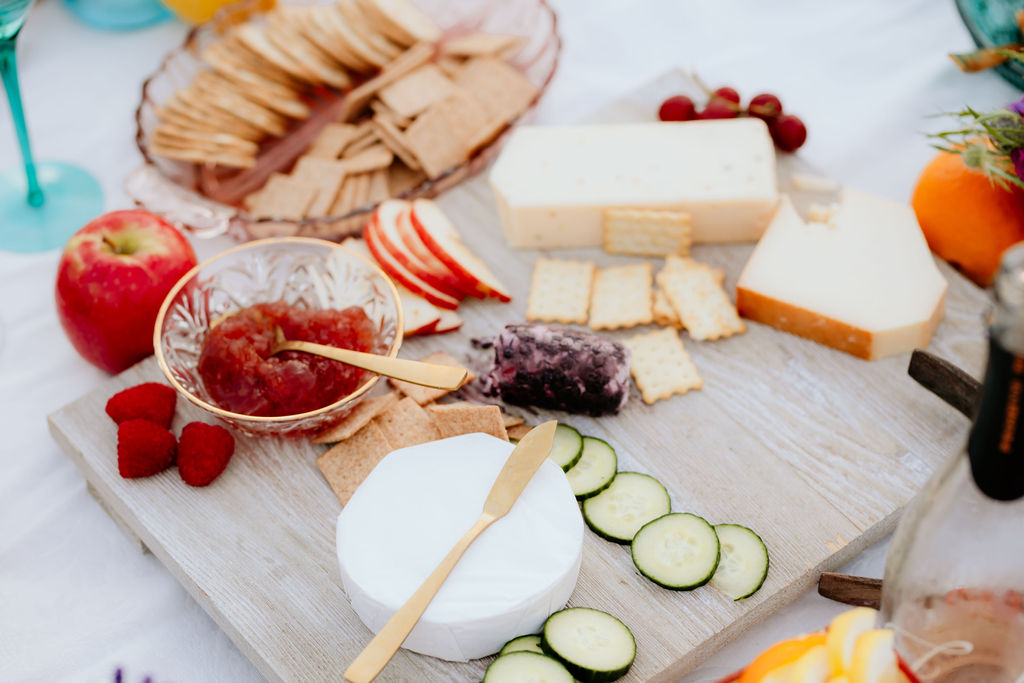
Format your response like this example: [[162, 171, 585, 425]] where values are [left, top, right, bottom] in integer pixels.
[[48, 70, 989, 682]]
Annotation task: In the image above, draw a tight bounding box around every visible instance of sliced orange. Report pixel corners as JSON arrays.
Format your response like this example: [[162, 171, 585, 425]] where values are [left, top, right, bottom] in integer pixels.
[[738, 633, 827, 683]]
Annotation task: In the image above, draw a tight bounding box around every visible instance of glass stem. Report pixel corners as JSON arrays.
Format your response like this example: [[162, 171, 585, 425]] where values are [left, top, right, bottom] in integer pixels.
[[0, 37, 43, 207]]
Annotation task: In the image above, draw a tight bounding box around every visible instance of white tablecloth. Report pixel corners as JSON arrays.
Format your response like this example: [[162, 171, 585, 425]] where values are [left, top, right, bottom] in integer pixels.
[[0, 1, 1014, 681]]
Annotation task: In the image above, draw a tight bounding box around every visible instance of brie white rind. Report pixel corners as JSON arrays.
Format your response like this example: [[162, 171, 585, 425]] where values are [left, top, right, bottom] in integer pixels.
[[336, 433, 584, 661], [736, 191, 947, 361], [488, 119, 779, 248]]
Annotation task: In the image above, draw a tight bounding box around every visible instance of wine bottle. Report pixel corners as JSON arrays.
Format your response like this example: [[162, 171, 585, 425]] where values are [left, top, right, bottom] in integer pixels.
[[881, 245, 1024, 683]]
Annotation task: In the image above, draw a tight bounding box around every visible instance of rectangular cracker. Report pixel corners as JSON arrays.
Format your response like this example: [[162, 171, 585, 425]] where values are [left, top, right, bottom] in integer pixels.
[[342, 144, 394, 173], [455, 57, 538, 124], [293, 159, 348, 217], [338, 42, 435, 121], [526, 258, 595, 325], [367, 168, 391, 203], [403, 91, 488, 178], [316, 421, 393, 505], [427, 403, 509, 441], [603, 208, 693, 257], [307, 123, 359, 159], [378, 63, 460, 118], [624, 328, 702, 404], [387, 161, 427, 196], [311, 391, 400, 444], [506, 423, 532, 441], [370, 98, 413, 128], [388, 351, 473, 405], [372, 396, 440, 449], [246, 174, 317, 218], [652, 286, 682, 328], [588, 262, 654, 330], [657, 256, 745, 341]]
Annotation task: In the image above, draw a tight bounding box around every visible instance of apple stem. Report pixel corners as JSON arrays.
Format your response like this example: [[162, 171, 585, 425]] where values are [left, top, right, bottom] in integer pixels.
[[102, 234, 121, 254]]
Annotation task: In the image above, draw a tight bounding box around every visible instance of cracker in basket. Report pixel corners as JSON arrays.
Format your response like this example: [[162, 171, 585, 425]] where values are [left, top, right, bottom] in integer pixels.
[[292, 158, 349, 217], [370, 98, 413, 129], [307, 123, 359, 159], [329, 173, 367, 216], [372, 116, 423, 172], [652, 286, 682, 328], [436, 55, 467, 79], [389, 351, 472, 405], [372, 396, 440, 449], [624, 328, 702, 404], [588, 262, 654, 330], [342, 144, 394, 173], [603, 208, 692, 257], [152, 124, 258, 156], [427, 403, 509, 441], [656, 256, 745, 341], [405, 91, 489, 178], [317, 421, 394, 505], [295, 7, 373, 72], [526, 258, 595, 325], [441, 33, 526, 59], [193, 70, 309, 120], [356, 0, 441, 46], [233, 24, 320, 84], [455, 57, 538, 123], [246, 173, 317, 219], [311, 391, 400, 444], [338, 42, 434, 121], [378, 64, 459, 119], [367, 168, 391, 204], [149, 143, 256, 169], [264, 21, 353, 90]]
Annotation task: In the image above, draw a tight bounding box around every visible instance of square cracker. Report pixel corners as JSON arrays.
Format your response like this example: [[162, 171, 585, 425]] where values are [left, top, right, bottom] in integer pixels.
[[388, 351, 473, 405], [588, 263, 654, 331], [427, 403, 509, 441], [311, 390, 400, 444], [292, 158, 348, 217], [372, 396, 439, 449], [624, 328, 702, 404], [308, 123, 359, 159], [455, 57, 538, 123], [652, 286, 682, 328], [339, 42, 435, 121], [378, 64, 460, 119], [246, 174, 317, 219], [526, 258, 595, 325], [506, 423, 532, 441], [404, 91, 489, 178], [317, 421, 393, 505], [657, 257, 745, 341], [603, 208, 692, 257]]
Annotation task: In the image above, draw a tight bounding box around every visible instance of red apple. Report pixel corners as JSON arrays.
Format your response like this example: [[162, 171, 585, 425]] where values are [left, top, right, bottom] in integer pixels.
[[55, 210, 198, 374], [409, 199, 512, 302]]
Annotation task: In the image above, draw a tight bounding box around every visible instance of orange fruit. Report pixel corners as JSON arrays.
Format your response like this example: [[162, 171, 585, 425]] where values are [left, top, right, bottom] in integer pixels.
[[912, 151, 1024, 287], [738, 633, 827, 683]]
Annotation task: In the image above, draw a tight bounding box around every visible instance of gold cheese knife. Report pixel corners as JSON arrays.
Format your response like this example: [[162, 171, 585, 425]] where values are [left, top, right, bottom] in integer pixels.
[[343, 420, 559, 683]]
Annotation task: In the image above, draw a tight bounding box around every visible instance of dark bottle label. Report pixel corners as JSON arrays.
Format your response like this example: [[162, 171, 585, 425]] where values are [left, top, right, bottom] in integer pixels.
[[968, 336, 1024, 501]]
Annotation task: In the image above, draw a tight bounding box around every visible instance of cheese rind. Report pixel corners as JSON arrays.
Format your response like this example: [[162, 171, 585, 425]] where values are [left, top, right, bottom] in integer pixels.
[[736, 191, 947, 360], [488, 120, 779, 248], [336, 433, 584, 661]]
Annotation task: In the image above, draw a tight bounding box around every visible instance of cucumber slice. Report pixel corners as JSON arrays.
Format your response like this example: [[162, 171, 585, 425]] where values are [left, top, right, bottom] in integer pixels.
[[709, 524, 769, 600], [541, 607, 636, 683], [499, 634, 544, 656], [582, 472, 671, 544], [631, 513, 720, 590], [483, 651, 573, 682], [564, 437, 617, 500], [549, 424, 584, 471]]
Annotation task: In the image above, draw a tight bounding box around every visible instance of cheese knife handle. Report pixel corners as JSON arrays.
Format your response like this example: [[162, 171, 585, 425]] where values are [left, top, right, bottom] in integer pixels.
[[343, 515, 494, 683]]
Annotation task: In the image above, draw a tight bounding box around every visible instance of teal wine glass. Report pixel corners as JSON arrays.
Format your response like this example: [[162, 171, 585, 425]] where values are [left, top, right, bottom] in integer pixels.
[[0, 1, 104, 253]]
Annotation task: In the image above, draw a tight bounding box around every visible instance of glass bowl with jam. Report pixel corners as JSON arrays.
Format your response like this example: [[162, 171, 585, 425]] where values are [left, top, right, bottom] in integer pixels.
[[154, 237, 403, 436]]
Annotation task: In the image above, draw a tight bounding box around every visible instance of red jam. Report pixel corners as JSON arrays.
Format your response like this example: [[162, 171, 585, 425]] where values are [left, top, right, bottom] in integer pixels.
[[197, 301, 378, 417]]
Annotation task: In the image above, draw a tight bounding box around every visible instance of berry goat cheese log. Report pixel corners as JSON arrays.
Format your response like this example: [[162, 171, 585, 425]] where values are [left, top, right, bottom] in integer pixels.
[[487, 323, 631, 416]]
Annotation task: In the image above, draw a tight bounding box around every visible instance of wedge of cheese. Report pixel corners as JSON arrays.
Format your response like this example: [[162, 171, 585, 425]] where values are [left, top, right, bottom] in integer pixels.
[[736, 191, 947, 361], [488, 119, 779, 248]]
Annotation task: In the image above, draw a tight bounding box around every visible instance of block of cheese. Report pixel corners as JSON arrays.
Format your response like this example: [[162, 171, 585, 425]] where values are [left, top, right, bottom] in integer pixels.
[[736, 191, 947, 361], [336, 433, 583, 661], [488, 119, 779, 248]]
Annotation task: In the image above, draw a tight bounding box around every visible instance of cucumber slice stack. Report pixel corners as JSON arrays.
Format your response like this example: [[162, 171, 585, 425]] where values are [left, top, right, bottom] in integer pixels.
[[564, 436, 617, 499], [483, 651, 573, 682], [582, 472, 671, 544], [541, 607, 636, 683], [709, 524, 770, 600]]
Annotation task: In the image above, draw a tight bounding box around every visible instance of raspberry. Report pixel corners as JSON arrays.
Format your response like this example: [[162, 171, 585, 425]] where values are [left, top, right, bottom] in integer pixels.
[[105, 383, 177, 429], [117, 419, 176, 479], [177, 422, 235, 487]]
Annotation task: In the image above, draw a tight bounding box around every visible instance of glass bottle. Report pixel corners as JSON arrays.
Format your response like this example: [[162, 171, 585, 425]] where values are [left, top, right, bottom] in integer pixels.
[[881, 244, 1024, 683]]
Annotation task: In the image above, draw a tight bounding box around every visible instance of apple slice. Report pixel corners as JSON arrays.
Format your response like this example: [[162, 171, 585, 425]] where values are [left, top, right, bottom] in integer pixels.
[[371, 200, 470, 300], [432, 309, 463, 334], [364, 219, 461, 310], [395, 203, 485, 300], [410, 199, 512, 302], [398, 286, 442, 336]]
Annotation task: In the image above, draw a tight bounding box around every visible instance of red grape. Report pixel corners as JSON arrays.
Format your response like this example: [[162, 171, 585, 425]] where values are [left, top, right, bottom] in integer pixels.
[[658, 95, 697, 122], [748, 93, 783, 122], [712, 87, 741, 104], [698, 97, 739, 119], [770, 114, 807, 152]]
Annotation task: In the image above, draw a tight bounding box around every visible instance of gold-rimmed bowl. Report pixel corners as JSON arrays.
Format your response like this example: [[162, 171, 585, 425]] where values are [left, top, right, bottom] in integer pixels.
[[154, 237, 403, 436]]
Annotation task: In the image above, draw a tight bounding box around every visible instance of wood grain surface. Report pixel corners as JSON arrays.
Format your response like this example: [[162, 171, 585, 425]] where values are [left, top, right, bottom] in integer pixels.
[[48, 70, 989, 682]]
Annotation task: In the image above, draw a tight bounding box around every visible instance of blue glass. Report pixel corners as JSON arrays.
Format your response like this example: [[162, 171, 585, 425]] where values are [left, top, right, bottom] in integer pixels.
[[0, 0, 105, 253], [61, 0, 171, 31]]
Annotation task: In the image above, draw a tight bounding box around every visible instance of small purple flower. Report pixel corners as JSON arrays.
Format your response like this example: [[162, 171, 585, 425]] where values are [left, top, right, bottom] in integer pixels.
[[1012, 148, 1024, 182], [1009, 95, 1024, 117]]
